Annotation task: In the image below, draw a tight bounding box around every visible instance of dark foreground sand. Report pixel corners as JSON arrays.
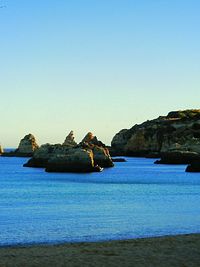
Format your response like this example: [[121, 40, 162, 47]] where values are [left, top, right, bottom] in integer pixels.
[[0, 234, 200, 267]]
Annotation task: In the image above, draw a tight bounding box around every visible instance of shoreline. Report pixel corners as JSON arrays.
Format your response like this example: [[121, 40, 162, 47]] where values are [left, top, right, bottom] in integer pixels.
[[0, 231, 200, 248], [1, 233, 200, 267]]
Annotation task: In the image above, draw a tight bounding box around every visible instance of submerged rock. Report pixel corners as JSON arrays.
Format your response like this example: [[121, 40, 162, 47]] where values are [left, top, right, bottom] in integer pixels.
[[24, 131, 114, 173], [2, 134, 39, 157], [111, 109, 200, 158]]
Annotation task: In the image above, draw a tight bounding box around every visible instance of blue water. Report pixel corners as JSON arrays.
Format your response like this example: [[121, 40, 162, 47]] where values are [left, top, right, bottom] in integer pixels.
[[0, 156, 200, 246]]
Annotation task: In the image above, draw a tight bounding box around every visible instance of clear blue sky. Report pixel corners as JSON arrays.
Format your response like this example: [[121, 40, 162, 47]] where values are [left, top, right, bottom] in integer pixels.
[[0, 0, 200, 147]]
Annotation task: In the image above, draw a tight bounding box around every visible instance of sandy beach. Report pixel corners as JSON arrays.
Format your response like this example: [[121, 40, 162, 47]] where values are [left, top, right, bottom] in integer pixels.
[[0, 234, 200, 267]]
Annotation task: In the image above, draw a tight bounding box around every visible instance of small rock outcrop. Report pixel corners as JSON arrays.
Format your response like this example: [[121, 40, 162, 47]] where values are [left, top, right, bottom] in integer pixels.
[[186, 162, 200, 172], [111, 109, 200, 160], [24, 131, 113, 173], [62, 131, 77, 147], [155, 151, 200, 165], [81, 132, 104, 147], [0, 145, 3, 155], [17, 134, 39, 154], [81, 132, 95, 143], [2, 134, 39, 157]]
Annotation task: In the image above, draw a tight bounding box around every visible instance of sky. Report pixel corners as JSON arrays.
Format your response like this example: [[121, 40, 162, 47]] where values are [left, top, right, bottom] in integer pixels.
[[0, 0, 200, 147]]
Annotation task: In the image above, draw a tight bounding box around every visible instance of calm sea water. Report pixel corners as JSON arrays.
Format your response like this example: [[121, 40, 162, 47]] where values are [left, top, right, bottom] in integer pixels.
[[0, 156, 200, 246]]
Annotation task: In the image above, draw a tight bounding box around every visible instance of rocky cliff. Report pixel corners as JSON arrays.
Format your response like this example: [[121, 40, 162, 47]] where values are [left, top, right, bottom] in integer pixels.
[[111, 109, 200, 157]]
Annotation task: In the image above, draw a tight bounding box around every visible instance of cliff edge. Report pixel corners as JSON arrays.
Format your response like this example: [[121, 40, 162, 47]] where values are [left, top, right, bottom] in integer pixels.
[[111, 109, 200, 157]]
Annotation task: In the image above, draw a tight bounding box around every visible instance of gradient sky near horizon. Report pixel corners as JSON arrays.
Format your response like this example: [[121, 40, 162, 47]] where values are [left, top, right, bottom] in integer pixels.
[[0, 0, 200, 147]]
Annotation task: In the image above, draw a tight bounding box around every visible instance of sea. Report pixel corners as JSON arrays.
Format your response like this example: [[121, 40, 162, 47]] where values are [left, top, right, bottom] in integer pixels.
[[0, 154, 200, 246]]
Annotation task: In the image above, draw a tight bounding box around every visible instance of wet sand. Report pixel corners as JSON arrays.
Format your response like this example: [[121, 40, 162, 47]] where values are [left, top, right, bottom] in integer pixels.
[[0, 234, 200, 267]]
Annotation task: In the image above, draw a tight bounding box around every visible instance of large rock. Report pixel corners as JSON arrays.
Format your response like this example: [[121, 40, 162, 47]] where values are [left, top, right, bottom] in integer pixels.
[[24, 131, 78, 168], [23, 143, 49, 167], [24, 143, 70, 168], [24, 131, 114, 172], [2, 134, 39, 157], [46, 148, 102, 173], [111, 109, 200, 157], [92, 146, 114, 167], [81, 132, 114, 167]]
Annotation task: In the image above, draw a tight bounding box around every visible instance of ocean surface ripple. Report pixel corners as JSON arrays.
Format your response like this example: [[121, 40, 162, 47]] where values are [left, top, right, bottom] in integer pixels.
[[0, 156, 200, 246]]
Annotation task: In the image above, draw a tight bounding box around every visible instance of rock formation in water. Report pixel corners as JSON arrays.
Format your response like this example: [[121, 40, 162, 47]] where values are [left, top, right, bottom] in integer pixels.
[[81, 132, 114, 168], [46, 148, 101, 173], [2, 134, 39, 157], [186, 162, 200, 172], [17, 134, 39, 154], [111, 110, 200, 162], [154, 151, 200, 165], [0, 145, 3, 155], [24, 131, 113, 173]]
